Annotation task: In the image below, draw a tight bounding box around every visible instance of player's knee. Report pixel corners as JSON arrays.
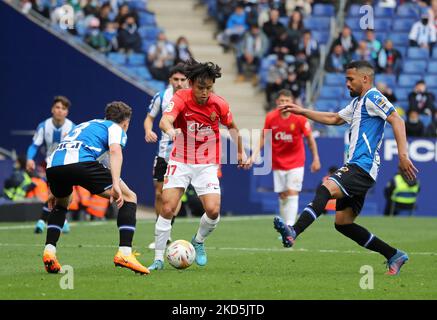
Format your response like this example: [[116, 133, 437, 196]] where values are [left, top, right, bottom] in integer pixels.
[[161, 202, 176, 218], [125, 190, 137, 204], [204, 203, 220, 218]]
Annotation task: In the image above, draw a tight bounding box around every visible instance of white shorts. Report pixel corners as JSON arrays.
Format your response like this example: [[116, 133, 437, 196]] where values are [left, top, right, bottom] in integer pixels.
[[273, 167, 305, 193], [162, 160, 220, 196]]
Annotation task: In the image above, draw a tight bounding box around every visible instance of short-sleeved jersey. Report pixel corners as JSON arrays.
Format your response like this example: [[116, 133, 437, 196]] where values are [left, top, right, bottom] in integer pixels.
[[27, 118, 75, 161], [164, 88, 233, 164], [338, 87, 396, 180], [47, 119, 127, 168], [148, 86, 174, 161], [264, 109, 312, 170]]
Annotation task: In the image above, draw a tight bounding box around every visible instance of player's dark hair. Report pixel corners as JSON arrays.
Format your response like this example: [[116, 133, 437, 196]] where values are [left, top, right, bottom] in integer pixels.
[[53, 96, 71, 109], [277, 89, 293, 98], [169, 63, 187, 78], [183, 59, 222, 83], [105, 101, 132, 123], [346, 60, 374, 72]]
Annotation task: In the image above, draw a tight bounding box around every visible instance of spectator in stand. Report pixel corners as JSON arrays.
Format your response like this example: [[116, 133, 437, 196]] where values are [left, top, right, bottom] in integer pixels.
[[217, 3, 248, 52], [330, 26, 357, 61], [294, 50, 311, 84], [287, 10, 305, 54], [271, 29, 295, 55], [147, 32, 175, 81], [262, 9, 286, 49], [377, 82, 397, 104], [85, 17, 108, 53], [365, 29, 382, 62], [174, 36, 194, 65], [297, 30, 319, 80], [270, 0, 287, 17], [353, 41, 375, 67], [266, 53, 289, 106], [103, 22, 119, 52], [409, 12, 436, 55], [115, 3, 139, 27], [405, 109, 425, 137], [216, 0, 236, 31], [325, 44, 348, 73], [425, 110, 437, 137], [117, 14, 142, 53], [408, 80, 436, 116], [285, 0, 313, 16], [236, 24, 269, 84], [283, 65, 302, 101], [82, 0, 99, 18], [428, 0, 437, 30], [377, 39, 402, 76], [97, 2, 112, 31]]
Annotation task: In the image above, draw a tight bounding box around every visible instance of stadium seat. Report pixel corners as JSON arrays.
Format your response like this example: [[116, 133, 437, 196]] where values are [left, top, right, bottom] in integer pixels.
[[374, 18, 392, 30], [394, 87, 410, 101], [407, 47, 429, 60], [347, 4, 361, 17], [278, 16, 289, 26], [375, 74, 397, 88], [313, 4, 335, 17], [352, 30, 365, 42], [325, 73, 344, 86], [424, 75, 437, 88], [128, 0, 148, 11], [396, 46, 407, 58], [375, 31, 387, 43], [395, 99, 408, 110], [419, 114, 432, 127], [432, 49, 437, 59], [375, 6, 395, 18], [319, 86, 344, 99], [403, 60, 427, 74], [314, 99, 339, 111], [344, 17, 361, 31], [389, 32, 409, 47], [138, 26, 160, 40], [141, 40, 155, 53], [312, 31, 330, 44], [303, 17, 331, 30], [427, 61, 437, 73], [127, 53, 145, 66], [130, 66, 152, 80], [398, 74, 422, 87], [392, 19, 416, 32], [396, 5, 420, 19], [139, 12, 156, 26], [108, 53, 127, 65]]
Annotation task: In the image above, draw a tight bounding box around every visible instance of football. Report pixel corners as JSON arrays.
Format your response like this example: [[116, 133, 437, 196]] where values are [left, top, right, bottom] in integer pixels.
[[166, 240, 196, 269]]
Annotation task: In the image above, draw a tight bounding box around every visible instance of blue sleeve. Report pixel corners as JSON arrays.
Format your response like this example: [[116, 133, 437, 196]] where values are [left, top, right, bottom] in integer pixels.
[[27, 122, 44, 160], [26, 144, 39, 160]]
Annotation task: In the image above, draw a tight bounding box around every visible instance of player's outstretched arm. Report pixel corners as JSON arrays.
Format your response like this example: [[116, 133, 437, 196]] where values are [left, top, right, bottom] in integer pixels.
[[109, 143, 124, 208], [144, 114, 158, 143], [387, 111, 418, 181], [279, 103, 345, 125]]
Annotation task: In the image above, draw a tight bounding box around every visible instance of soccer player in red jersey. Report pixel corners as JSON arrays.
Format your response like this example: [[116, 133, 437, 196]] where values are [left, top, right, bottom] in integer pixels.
[[148, 60, 246, 270], [246, 89, 321, 229]]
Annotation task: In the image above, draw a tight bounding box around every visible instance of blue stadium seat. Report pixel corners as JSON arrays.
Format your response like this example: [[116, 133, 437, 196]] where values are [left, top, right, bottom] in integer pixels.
[[375, 74, 397, 87], [375, 31, 387, 43], [312, 31, 330, 44], [313, 4, 335, 17], [131, 66, 152, 80], [319, 86, 344, 99], [139, 12, 156, 26], [395, 99, 408, 110], [392, 19, 415, 32], [138, 26, 160, 40], [108, 53, 127, 65], [407, 47, 429, 60], [394, 87, 410, 101], [427, 61, 437, 73], [419, 114, 432, 127], [315, 99, 339, 111], [141, 40, 155, 53], [339, 99, 350, 108], [398, 74, 422, 87], [432, 49, 437, 59], [352, 30, 365, 42], [396, 45, 407, 58], [278, 16, 289, 26], [127, 53, 145, 66], [403, 60, 427, 74], [347, 4, 361, 17], [325, 73, 344, 86], [389, 32, 409, 47], [128, 0, 148, 11], [396, 5, 420, 19], [345, 17, 361, 31], [424, 75, 437, 88], [374, 18, 392, 30], [375, 6, 395, 18], [304, 17, 331, 30]]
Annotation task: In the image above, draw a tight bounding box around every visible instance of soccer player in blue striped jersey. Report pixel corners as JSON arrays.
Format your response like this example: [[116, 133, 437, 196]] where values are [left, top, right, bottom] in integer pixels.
[[275, 61, 418, 275], [42, 101, 149, 275], [144, 64, 188, 249], [26, 96, 75, 234]]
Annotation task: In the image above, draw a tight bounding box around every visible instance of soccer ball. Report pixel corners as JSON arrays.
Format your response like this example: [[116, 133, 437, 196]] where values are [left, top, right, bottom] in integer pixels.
[[166, 239, 196, 269]]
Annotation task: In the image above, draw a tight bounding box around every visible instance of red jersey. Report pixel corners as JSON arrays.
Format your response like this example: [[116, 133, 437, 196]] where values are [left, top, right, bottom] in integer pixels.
[[263, 109, 312, 170], [164, 88, 233, 164]]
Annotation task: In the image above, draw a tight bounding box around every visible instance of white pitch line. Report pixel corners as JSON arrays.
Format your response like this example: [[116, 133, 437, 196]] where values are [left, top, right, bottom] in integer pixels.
[[0, 242, 436, 256]]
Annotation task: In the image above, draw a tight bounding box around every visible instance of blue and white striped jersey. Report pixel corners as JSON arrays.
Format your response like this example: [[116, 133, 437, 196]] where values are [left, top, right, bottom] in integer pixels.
[[27, 118, 75, 162], [148, 86, 174, 161], [338, 87, 396, 180], [47, 119, 127, 168]]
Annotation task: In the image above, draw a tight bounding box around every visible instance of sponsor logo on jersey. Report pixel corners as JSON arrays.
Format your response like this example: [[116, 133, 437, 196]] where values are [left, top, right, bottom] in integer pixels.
[[274, 131, 293, 142], [188, 122, 213, 133]]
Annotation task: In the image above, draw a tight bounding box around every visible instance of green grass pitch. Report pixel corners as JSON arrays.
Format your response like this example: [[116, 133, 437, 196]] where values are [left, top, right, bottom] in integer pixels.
[[1, 215, 437, 300]]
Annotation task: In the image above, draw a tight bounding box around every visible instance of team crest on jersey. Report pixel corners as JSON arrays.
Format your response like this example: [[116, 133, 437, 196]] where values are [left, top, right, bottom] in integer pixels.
[[166, 101, 175, 113], [290, 123, 295, 131], [210, 111, 217, 121]]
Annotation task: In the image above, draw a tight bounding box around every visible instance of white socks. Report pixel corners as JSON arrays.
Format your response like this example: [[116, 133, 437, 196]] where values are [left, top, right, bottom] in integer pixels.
[[119, 246, 132, 256], [280, 195, 299, 226], [195, 213, 220, 243], [154, 215, 172, 261], [44, 244, 56, 254]]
